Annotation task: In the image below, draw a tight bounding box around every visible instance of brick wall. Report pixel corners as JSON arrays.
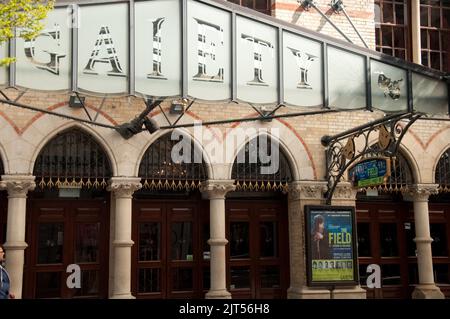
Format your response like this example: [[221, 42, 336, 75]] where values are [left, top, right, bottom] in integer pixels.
[[272, 0, 376, 50], [0, 88, 448, 183]]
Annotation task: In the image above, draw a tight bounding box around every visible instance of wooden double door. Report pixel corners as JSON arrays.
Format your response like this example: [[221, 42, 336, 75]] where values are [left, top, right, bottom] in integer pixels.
[[132, 199, 210, 298], [24, 198, 109, 298], [226, 199, 290, 299]]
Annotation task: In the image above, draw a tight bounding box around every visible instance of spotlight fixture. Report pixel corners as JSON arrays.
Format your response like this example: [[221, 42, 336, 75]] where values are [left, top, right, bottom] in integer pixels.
[[116, 98, 162, 139], [170, 98, 188, 114], [69, 94, 85, 108], [143, 117, 159, 134], [258, 106, 272, 122], [299, 0, 314, 10], [330, 0, 344, 12]]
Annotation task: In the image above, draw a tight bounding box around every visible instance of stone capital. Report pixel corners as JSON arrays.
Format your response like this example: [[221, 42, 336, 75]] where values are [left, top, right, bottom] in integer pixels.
[[200, 180, 236, 199], [288, 181, 327, 201], [108, 177, 142, 198], [332, 182, 358, 201], [0, 175, 36, 197], [402, 184, 439, 202]]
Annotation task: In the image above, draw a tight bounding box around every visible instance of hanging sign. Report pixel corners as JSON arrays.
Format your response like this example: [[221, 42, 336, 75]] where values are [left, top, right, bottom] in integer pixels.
[[348, 157, 391, 188], [305, 205, 358, 286]]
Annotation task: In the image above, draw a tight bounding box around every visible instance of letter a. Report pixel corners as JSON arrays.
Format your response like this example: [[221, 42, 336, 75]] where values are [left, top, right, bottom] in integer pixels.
[[66, 264, 81, 289], [83, 26, 126, 77], [366, 264, 381, 289]]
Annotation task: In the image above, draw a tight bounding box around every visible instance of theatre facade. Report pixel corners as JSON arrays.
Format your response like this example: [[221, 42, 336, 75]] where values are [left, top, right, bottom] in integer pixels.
[[0, 0, 449, 299]]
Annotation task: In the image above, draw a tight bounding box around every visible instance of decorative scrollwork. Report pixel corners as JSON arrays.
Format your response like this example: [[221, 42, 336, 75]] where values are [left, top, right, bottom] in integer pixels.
[[322, 112, 423, 205]]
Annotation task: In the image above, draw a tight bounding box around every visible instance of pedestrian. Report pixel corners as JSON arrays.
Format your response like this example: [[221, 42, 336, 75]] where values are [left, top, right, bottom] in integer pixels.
[[0, 245, 15, 299]]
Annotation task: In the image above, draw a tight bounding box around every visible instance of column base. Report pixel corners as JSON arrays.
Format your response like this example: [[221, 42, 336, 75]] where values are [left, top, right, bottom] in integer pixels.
[[331, 286, 367, 299], [412, 284, 445, 299], [287, 286, 331, 299], [205, 289, 232, 299], [110, 293, 136, 299]]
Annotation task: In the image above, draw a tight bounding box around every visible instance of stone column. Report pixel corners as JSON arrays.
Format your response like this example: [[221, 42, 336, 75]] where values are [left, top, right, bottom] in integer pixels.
[[107, 177, 142, 299], [411, 0, 422, 64], [200, 180, 235, 299], [0, 175, 35, 299], [287, 181, 330, 299], [403, 184, 444, 299], [330, 182, 366, 299]]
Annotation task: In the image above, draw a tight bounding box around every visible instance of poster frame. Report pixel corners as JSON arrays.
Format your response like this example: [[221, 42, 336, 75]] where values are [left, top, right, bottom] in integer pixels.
[[305, 205, 359, 287]]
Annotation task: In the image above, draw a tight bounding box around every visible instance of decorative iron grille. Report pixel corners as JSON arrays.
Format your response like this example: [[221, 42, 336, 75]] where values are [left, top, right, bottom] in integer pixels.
[[232, 136, 292, 192], [34, 129, 112, 189], [360, 146, 414, 193], [138, 133, 207, 190], [436, 148, 450, 192]]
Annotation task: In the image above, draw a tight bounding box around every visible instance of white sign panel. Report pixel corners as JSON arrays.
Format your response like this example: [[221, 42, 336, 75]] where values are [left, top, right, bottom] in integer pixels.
[[0, 44, 8, 85], [188, 0, 231, 100], [328, 47, 366, 109], [135, 0, 181, 97], [16, 8, 71, 90], [237, 16, 278, 103], [283, 31, 322, 107], [78, 3, 128, 94], [371, 60, 407, 112]]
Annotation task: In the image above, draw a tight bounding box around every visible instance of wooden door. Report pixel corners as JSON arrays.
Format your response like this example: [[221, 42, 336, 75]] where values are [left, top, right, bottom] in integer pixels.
[[0, 191, 6, 244], [24, 199, 109, 298], [356, 201, 411, 299], [132, 199, 209, 298], [226, 199, 289, 299]]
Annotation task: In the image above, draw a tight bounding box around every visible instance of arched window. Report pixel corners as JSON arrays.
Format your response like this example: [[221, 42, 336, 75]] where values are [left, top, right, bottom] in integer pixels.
[[34, 128, 112, 189], [231, 135, 293, 192], [436, 148, 450, 192], [138, 132, 207, 190]]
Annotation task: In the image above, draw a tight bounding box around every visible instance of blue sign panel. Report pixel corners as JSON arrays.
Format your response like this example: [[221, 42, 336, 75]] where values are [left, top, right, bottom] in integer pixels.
[[349, 158, 390, 187]]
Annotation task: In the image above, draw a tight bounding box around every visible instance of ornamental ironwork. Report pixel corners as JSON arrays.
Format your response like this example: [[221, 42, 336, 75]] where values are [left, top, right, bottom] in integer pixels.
[[436, 148, 450, 192], [34, 129, 112, 189], [322, 112, 422, 204], [138, 133, 207, 190], [232, 136, 293, 192]]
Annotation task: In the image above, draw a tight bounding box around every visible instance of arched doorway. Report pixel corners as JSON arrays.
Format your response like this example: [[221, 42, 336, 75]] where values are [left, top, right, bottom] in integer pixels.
[[132, 132, 209, 299], [228, 135, 290, 299], [429, 148, 450, 297], [356, 151, 417, 298], [24, 128, 112, 298]]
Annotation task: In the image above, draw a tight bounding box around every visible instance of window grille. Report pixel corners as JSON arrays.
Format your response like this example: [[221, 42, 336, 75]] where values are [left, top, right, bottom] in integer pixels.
[[436, 148, 450, 192], [231, 136, 292, 192], [138, 133, 207, 190], [34, 129, 112, 189]]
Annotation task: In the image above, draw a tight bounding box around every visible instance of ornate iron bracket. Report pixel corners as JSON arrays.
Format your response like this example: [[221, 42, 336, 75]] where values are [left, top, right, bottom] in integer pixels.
[[321, 111, 424, 205]]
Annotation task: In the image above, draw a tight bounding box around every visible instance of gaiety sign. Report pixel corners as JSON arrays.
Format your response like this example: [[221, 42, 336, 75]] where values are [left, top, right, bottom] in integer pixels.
[[0, 0, 447, 113]]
